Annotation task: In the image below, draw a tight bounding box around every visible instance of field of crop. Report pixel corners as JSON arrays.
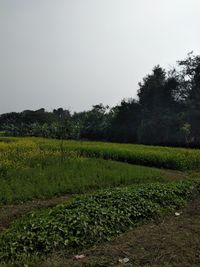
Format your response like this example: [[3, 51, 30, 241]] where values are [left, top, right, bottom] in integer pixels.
[[0, 137, 174, 204], [1, 180, 200, 266], [1, 137, 200, 266], [1, 137, 200, 171]]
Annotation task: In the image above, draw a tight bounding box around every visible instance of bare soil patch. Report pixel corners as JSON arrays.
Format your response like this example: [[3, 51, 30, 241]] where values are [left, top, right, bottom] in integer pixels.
[[0, 194, 72, 232]]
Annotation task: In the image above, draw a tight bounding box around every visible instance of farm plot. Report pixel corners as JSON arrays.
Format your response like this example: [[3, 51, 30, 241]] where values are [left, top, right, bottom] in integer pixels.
[[0, 137, 200, 266], [0, 180, 200, 266], [2, 137, 200, 171], [0, 137, 184, 204]]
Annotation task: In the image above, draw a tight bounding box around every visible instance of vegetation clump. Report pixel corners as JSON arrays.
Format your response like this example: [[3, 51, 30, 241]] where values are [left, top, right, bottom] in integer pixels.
[[0, 180, 199, 265]]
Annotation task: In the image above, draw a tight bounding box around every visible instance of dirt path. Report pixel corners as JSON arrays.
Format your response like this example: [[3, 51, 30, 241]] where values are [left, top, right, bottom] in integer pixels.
[[40, 198, 200, 267], [0, 194, 72, 231]]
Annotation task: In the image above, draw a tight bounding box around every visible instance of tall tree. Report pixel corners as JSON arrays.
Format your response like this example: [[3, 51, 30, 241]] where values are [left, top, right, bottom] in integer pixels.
[[137, 65, 183, 144], [179, 53, 200, 144], [109, 99, 140, 143]]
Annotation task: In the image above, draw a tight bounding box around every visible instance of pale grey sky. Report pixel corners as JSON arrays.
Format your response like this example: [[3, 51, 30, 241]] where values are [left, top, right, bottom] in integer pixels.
[[0, 0, 199, 114]]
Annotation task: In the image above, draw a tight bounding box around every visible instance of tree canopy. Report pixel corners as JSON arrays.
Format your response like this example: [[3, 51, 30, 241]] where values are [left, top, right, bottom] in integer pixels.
[[1, 53, 200, 147]]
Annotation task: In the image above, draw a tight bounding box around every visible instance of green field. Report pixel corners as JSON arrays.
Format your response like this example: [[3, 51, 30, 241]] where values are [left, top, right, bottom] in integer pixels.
[[1, 180, 199, 265], [1, 137, 200, 171], [0, 156, 171, 204], [0, 137, 178, 204], [0, 137, 200, 266]]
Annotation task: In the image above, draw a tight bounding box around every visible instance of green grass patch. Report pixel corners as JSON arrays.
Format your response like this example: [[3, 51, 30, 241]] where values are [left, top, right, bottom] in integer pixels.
[[0, 156, 169, 204], [0, 137, 188, 204], [0, 180, 199, 266]]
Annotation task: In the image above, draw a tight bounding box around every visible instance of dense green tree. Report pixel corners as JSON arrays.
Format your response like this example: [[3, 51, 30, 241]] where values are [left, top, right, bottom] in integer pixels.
[[138, 66, 166, 109], [177, 53, 200, 144], [137, 65, 187, 145], [108, 99, 140, 143], [75, 104, 110, 140], [1, 53, 200, 147]]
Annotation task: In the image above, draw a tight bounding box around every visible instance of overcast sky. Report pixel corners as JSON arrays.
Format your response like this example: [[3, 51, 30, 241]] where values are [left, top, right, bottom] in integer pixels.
[[0, 0, 199, 114]]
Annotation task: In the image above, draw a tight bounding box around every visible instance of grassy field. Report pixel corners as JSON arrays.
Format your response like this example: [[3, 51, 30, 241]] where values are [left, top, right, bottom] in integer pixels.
[[1, 137, 200, 171], [0, 137, 177, 204], [0, 157, 171, 204], [1, 137, 200, 266]]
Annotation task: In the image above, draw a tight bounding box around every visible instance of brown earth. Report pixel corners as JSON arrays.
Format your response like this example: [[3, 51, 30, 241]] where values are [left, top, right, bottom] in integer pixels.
[[0, 194, 72, 231]]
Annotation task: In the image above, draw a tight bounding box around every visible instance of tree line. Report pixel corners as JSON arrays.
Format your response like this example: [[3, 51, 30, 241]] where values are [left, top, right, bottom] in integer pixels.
[[1, 52, 200, 147]]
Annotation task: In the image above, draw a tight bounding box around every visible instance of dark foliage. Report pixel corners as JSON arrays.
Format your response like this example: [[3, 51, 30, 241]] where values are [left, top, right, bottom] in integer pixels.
[[1, 53, 200, 146]]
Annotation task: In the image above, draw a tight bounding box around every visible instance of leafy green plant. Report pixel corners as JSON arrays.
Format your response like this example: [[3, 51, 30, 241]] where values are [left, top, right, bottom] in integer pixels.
[[0, 180, 199, 266]]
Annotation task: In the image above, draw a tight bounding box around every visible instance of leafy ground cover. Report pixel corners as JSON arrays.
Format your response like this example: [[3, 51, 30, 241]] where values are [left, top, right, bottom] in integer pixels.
[[42, 197, 200, 267], [0, 180, 199, 266]]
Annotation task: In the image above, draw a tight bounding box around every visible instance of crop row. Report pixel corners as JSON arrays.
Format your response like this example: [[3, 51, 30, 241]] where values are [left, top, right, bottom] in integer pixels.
[[2, 137, 200, 170], [1, 137, 189, 204], [0, 180, 199, 265]]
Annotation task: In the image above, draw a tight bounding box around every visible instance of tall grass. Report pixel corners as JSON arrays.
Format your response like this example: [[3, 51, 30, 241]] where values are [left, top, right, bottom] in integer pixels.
[[12, 137, 200, 170], [2, 137, 200, 171], [0, 155, 168, 204], [1, 137, 199, 203]]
